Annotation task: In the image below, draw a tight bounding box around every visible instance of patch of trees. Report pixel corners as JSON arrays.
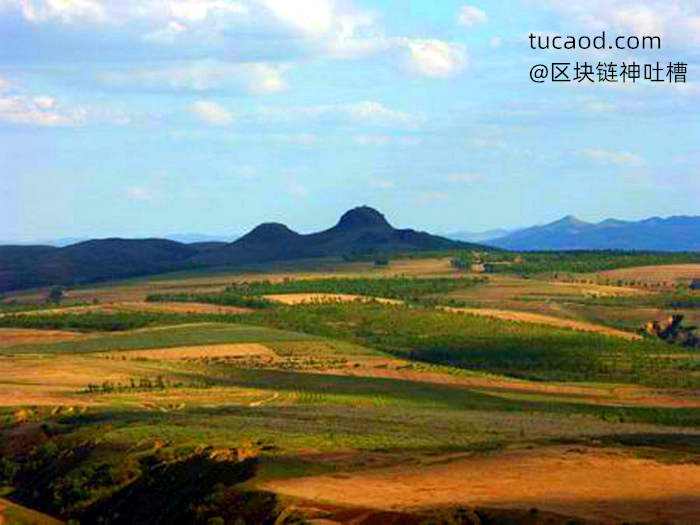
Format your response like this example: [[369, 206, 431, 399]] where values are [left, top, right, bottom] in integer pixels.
[[0, 311, 187, 332], [644, 315, 699, 348], [240, 302, 697, 389], [147, 293, 275, 310], [473, 250, 700, 275], [85, 376, 172, 393], [148, 277, 485, 307]]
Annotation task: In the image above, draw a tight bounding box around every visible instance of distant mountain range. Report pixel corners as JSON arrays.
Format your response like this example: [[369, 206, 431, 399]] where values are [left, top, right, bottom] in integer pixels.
[[2, 209, 698, 293], [464, 215, 700, 251], [446, 228, 520, 244], [0, 207, 480, 293], [0, 233, 237, 247]]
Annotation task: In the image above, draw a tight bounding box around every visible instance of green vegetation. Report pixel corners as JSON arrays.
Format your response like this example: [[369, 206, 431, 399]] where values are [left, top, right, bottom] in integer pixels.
[[0, 322, 315, 355], [147, 276, 485, 305], [46, 286, 66, 304], [0, 311, 190, 332], [236, 303, 699, 388], [147, 293, 275, 309], [451, 250, 700, 276]]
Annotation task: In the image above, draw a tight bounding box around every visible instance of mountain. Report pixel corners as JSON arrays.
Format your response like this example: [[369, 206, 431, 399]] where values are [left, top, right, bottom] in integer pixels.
[[164, 233, 238, 244], [489, 215, 700, 251], [191, 206, 475, 266], [0, 233, 238, 247], [446, 228, 520, 243], [0, 239, 199, 292], [0, 206, 481, 293]]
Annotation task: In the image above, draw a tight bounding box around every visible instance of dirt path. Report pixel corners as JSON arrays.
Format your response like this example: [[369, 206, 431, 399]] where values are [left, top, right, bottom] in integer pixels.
[[443, 307, 641, 340], [262, 446, 700, 524]]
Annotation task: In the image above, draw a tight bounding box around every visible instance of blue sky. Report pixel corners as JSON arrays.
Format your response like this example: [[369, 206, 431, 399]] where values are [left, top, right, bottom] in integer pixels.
[[0, 0, 698, 241]]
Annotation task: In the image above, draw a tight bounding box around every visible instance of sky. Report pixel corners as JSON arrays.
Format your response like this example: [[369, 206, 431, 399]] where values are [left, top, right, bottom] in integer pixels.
[[0, 0, 698, 242]]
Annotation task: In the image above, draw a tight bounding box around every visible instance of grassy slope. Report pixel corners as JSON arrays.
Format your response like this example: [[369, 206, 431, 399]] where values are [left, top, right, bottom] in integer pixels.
[[0, 323, 316, 356]]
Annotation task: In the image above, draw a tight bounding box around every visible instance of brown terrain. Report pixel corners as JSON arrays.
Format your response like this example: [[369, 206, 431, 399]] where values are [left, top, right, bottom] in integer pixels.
[[262, 446, 700, 524], [597, 264, 700, 283], [100, 342, 277, 361], [0, 328, 85, 346]]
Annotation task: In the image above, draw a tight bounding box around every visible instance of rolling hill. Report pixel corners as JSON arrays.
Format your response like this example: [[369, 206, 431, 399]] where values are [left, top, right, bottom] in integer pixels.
[[0, 206, 480, 292]]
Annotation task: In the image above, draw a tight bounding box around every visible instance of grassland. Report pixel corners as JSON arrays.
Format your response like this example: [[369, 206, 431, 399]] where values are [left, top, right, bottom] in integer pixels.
[[0, 256, 698, 524]]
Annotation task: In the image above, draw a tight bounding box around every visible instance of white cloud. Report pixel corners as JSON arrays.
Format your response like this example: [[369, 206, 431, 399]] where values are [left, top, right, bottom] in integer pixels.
[[447, 173, 484, 183], [413, 190, 449, 205], [169, 1, 247, 22], [404, 39, 467, 78], [288, 182, 308, 197], [0, 77, 13, 91], [0, 1, 470, 81], [13, 0, 105, 23], [261, 0, 334, 36], [236, 165, 258, 178], [544, 0, 700, 47], [1, 0, 249, 24], [0, 94, 85, 126], [33, 96, 57, 109], [355, 134, 422, 147], [191, 100, 234, 126], [143, 20, 187, 44], [270, 133, 319, 145], [98, 60, 289, 94], [585, 149, 644, 167], [369, 177, 394, 189], [458, 5, 487, 27], [577, 97, 617, 113], [258, 101, 416, 129], [125, 187, 153, 201], [670, 82, 700, 97]]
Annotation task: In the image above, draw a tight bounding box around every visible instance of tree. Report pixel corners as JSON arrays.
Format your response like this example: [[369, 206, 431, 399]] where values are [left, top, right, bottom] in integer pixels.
[[47, 286, 65, 304]]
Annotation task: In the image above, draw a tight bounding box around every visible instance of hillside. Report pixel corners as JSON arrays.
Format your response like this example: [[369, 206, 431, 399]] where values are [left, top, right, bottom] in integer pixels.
[[488, 215, 700, 251], [0, 207, 480, 292]]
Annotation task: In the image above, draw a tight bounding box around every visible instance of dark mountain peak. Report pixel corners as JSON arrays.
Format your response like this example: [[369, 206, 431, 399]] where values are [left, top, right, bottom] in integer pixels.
[[235, 222, 300, 245], [336, 206, 392, 230]]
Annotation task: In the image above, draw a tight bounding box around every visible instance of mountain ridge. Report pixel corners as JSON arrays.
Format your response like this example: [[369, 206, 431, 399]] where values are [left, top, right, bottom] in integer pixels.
[[0, 206, 482, 293], [486, 215, 700, 251]]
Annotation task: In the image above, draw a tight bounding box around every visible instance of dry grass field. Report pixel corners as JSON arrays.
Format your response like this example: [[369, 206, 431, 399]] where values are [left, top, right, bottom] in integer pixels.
[[0, 329, 84, 346], [261, 445, 700, 524], [99, 343, 277, 361], [596, 264, 700, 284]]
